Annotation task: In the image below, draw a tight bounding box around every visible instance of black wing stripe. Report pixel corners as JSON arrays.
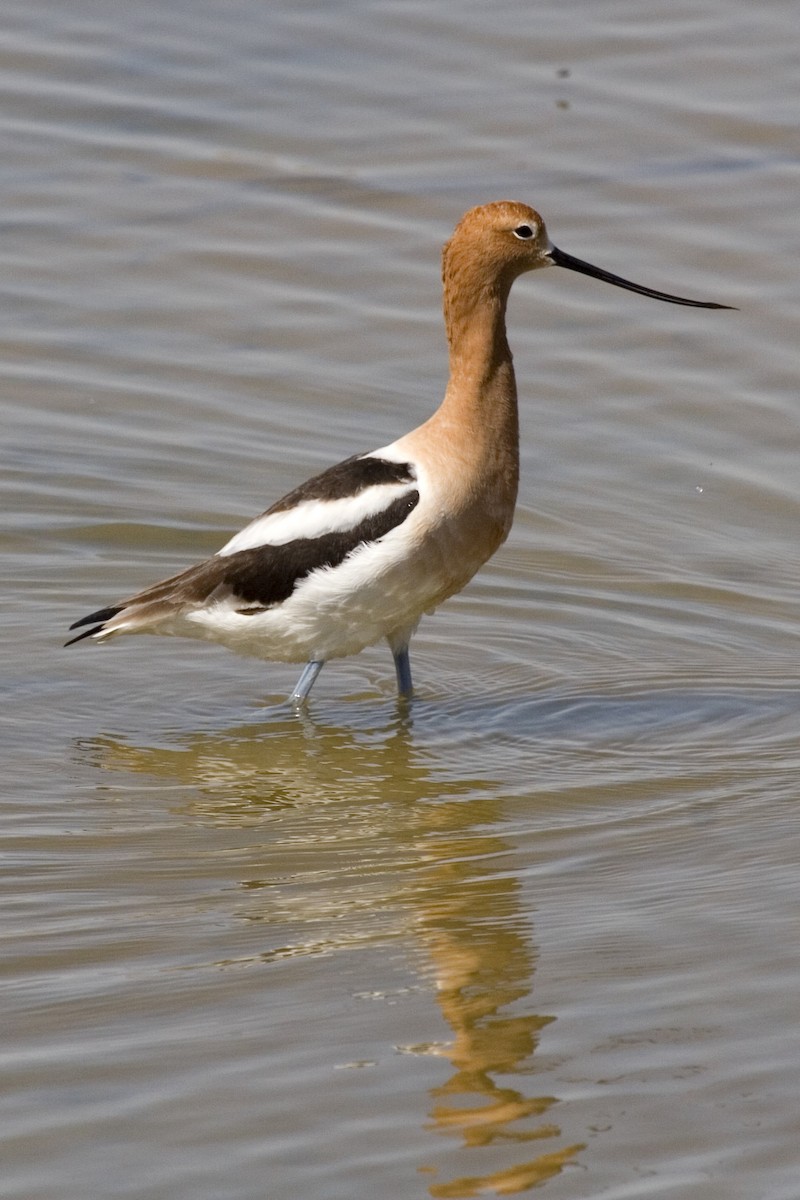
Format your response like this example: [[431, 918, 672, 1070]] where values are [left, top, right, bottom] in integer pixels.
[[264, 455, 416, 517], [227, 488, 420, 611]]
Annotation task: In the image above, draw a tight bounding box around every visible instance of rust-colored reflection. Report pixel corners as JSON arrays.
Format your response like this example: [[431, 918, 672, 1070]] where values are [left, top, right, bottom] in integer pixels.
[[410, 824, 584, 1195], [426, 1145, 585, 1198], [79, 705, 584, 1194]]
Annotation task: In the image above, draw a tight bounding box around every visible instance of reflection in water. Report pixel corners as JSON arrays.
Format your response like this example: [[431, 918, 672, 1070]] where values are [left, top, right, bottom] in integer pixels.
[[79, 706, 583, 1195], [412, 830, 584, 1195]]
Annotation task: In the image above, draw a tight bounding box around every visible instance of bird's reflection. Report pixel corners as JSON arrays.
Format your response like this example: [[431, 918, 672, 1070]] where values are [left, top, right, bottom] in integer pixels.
[[78, 701, 583, 1195], [413, 841, 583, 1194]]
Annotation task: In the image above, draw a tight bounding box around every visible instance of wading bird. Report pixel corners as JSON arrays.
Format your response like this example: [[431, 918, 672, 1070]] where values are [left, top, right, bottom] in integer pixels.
[[68, 201, 732, 703]]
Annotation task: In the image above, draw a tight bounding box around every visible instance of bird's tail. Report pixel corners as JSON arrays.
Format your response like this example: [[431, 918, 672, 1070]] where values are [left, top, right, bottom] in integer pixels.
[[65, 606, 125, 646]]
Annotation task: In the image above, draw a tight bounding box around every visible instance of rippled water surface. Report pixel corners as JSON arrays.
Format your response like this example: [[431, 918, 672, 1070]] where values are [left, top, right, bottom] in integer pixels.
[[3, 1, 800, 1197]]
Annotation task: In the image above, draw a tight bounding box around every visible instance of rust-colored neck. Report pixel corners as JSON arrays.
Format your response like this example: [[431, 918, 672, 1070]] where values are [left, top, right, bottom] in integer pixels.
[[433, 238, 519, 485]]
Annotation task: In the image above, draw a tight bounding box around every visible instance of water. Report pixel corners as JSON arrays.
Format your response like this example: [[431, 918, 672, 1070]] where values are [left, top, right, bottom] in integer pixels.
[[2, 0, 800, 1196]]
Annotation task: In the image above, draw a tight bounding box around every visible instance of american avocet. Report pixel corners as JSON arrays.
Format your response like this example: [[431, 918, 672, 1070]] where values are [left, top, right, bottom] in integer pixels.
[[68, 201, 732, 704]]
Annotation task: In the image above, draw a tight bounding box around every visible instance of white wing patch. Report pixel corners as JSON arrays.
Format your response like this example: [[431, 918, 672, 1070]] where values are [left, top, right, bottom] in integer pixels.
[[217, 480, 417, 557]]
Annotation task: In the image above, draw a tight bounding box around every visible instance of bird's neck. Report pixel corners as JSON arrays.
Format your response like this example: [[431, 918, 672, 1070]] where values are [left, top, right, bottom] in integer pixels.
[[392, 257, 521, 552], [435, 274, 520, 477]]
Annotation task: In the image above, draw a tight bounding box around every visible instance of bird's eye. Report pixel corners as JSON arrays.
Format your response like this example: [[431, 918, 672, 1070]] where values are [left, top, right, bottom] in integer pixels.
[[512, 224, 535, 240]]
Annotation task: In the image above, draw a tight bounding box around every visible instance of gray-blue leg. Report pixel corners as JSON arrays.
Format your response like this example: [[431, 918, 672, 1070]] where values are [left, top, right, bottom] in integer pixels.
[[290, 659, 325, 704], [393, 645, 413, 698]]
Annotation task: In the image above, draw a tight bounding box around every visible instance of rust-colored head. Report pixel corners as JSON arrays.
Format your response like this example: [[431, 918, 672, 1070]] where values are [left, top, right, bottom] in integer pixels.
[[443, 200, 734, 309], [443, 202, 553, 302]]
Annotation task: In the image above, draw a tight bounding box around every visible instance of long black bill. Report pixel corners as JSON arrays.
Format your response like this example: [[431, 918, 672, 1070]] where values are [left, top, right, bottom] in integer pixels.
[[549, 245, 735, 310]]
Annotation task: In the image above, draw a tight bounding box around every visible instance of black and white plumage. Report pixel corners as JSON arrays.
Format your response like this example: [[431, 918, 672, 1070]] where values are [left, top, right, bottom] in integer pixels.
[[68, 449, 430, 698], [69, 201, 731, 704]]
